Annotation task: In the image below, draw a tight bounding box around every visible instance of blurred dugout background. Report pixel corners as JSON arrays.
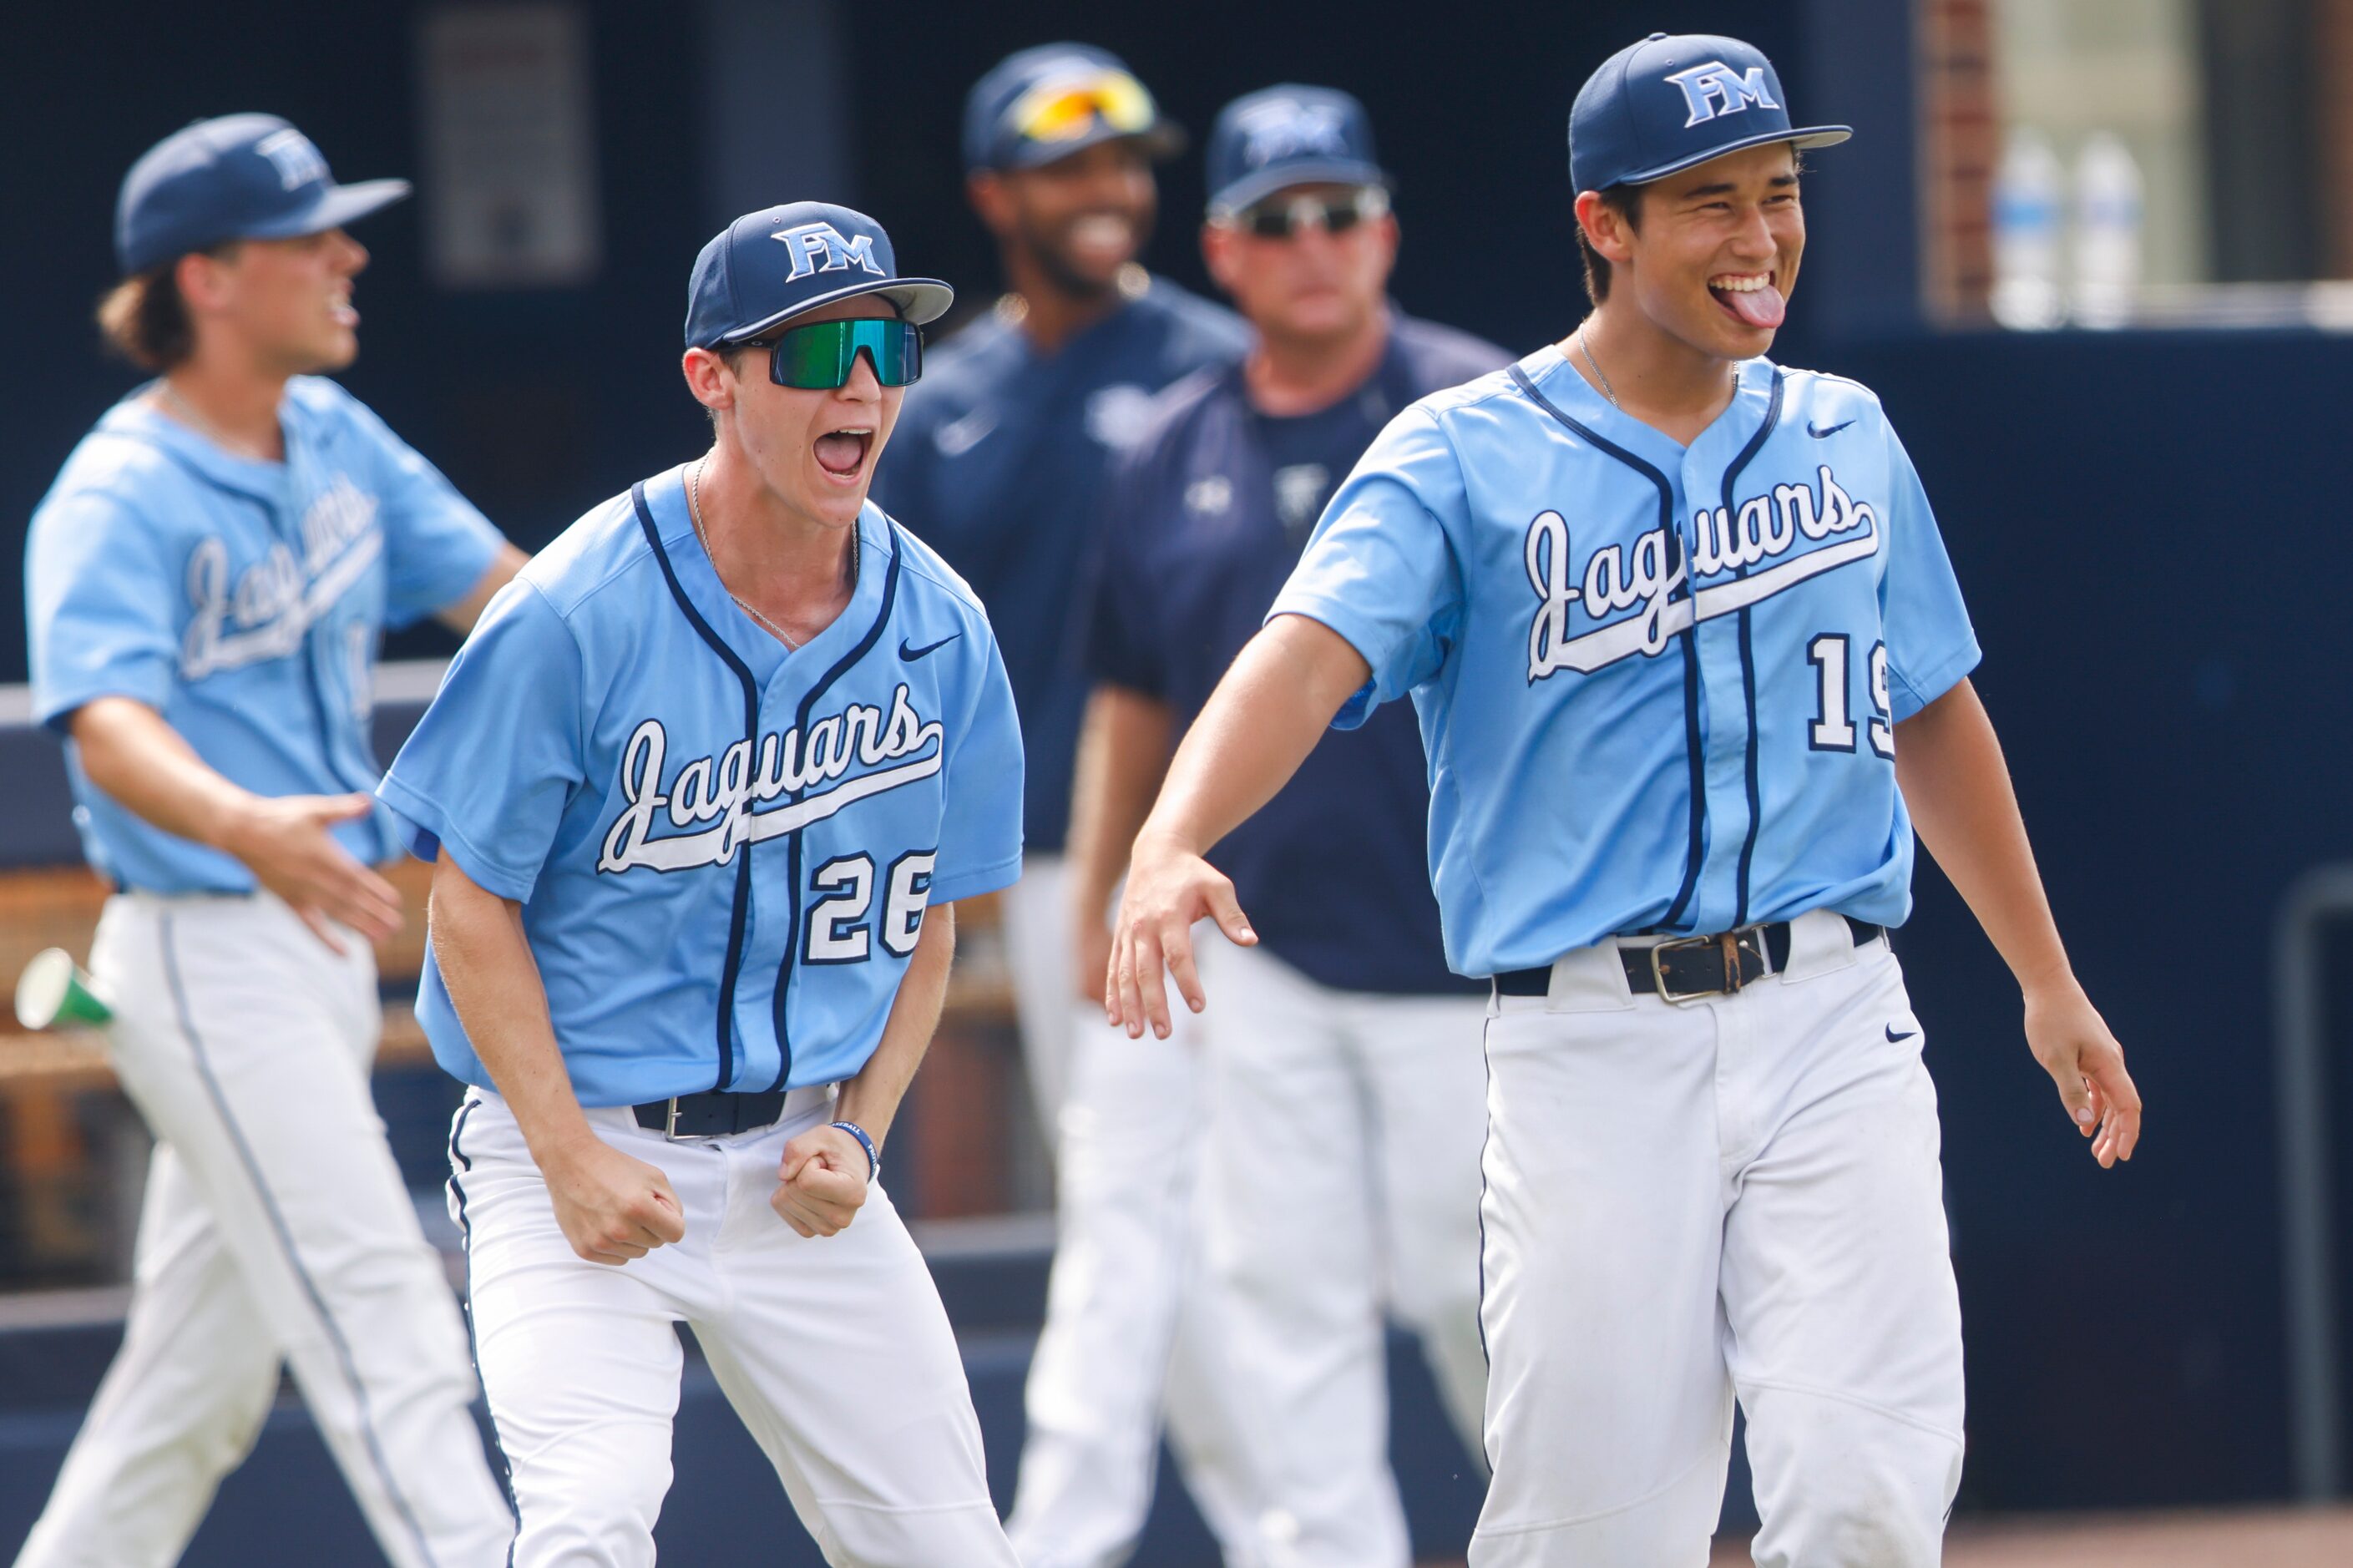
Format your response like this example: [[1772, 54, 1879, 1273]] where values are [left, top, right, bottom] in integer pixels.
[[3, 0, 2353, 1561]]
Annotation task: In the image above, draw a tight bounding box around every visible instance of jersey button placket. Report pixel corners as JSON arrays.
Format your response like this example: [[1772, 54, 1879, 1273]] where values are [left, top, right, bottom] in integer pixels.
[[1682, 456, 1755, 933]]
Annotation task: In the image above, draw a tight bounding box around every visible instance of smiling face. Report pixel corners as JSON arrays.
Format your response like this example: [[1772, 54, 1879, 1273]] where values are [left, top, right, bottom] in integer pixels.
[[971, 139, 1156, 297], [686, 295, 904, 532], [180, 228, 369, 375], [1202, 183, 1397, 346], [1581, 141, 1804, 360]]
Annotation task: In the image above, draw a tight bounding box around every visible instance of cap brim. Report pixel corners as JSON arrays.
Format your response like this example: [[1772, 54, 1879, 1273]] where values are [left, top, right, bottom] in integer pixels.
[[243, 177, 413, 241], [713, 276, 959, 346], [1607, 124, 1852, 190], [1209, 159, 1392, 216], [1001, 120, 1186, 171]]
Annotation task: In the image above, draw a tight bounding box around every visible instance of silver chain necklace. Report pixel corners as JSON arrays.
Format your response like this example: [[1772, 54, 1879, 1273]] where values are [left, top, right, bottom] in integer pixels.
[[688, 456, 860, 651], [1577, 325, 1740, 415], [1576, 326, 1623, 411]]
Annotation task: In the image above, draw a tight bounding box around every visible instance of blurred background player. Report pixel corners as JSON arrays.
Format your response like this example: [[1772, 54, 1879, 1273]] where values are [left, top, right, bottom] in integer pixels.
[[1079, 86, 1507, 1567], [874, 43, 1258, 1567], [18, 114, 522, 1568], [379, 203, 1025, 1566]]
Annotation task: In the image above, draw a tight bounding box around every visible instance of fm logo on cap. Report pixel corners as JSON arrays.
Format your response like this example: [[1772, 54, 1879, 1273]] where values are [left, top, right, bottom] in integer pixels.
[[1233, 96, 1350, 168], [774, 221, 883, 281], [254, 128, 329, 191], [1664, 60, 1780, 128]]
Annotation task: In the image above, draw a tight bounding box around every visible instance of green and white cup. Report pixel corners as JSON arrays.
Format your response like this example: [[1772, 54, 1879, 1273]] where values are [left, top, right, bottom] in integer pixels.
[[14, 948, 112, 1030]]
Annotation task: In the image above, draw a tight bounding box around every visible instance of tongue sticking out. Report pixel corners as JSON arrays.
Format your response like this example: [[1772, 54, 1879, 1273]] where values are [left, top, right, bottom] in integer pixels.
[[814, 432, 865, 476], [1718, 282, 1787, 330]]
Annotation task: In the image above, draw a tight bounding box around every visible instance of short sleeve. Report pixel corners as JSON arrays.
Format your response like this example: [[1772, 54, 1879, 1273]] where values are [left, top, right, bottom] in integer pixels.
[[1877, 423, 1981, 720], [1264, 404, 1465, 730], [1084, 443, 1167, 696], [930, 626, 1025, 903], [341, 396, 506, 628], [376, 577, 584, 900], [26, 489, 180, 731]]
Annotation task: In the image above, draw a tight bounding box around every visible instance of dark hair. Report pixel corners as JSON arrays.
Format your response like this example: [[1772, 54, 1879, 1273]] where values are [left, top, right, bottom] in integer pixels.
[[94, 243, 238, 371], [1576, 185, 1643, 305]]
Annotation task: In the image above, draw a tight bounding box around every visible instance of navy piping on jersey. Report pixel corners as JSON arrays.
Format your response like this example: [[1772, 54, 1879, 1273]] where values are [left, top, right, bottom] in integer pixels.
[[767, 526, 903, 1093], [631, 481, 759, 1092], [1723, 370, 1786, 925], [444, 1095, 520, 1553], [159, 912, 441, 1568], [1508, 364, 1708, 930]]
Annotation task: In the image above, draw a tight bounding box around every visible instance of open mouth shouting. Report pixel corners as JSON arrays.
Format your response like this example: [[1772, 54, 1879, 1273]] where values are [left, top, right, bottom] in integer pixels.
[[328, 285, 358, 328], [1709, 270, 1785, 330], [813, 425, 874, 483]]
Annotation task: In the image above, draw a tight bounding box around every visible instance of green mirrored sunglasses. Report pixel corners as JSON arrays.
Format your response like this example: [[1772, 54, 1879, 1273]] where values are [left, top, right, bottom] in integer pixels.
[[748, 316, 925, 390]]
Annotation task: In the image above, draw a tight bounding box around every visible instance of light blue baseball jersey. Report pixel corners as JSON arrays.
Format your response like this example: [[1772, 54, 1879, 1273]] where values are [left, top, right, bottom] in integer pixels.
[[25, 379, 506, 892], [378, 466, 1025, 1105], [1268, 346, 1979, 978]]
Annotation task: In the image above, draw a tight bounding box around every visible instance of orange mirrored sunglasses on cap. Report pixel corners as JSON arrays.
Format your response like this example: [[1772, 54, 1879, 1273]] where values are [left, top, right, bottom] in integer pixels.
[[1007, 68, 1156, 144]]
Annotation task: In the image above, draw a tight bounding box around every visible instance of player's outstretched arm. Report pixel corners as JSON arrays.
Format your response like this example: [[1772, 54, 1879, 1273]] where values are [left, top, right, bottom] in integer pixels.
[[1110, 614, 1372, 1039], [429, 852, 686, 1262], [775, 903, 959, 1237], [1895, 679, 2142, 1168], [1066, 686, 1176, 1004], [71, 695, 403, 952], [434, 543, 529, 635]]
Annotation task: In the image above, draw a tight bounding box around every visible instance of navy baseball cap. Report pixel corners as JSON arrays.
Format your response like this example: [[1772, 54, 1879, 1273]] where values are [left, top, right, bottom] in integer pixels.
[[115, 114, 410, 277], [1206, 86, 1389, 215], [1569, 33, 1849, 195], [963, 43, 1182, 173], [685, 202, 953, 351]]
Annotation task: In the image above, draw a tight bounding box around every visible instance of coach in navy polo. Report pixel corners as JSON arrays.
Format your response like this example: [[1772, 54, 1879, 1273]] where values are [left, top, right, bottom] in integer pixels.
[[1077, 85, 1509, 1568], [875, 45, 1258, 1568], [874, 44, 1247, 1122]]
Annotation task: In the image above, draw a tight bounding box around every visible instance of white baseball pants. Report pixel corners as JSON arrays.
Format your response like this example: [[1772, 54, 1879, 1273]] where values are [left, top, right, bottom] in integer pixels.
[[1470, 909, 1966, 1567], [13, 891, 513, 1568], [1196, 943, 1491, 1568], [450, 1085, 1017, 1567], [1000, 856, 1259, 1567]]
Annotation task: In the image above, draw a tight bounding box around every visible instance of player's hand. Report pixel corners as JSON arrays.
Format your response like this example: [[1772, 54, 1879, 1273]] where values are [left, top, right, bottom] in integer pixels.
[[772, 1125, 871, 1237], [542, 1135, 686, 1265], [2023, 978, 2141, 1168], [1106, 828, 1257, 1040], [219, 792, 405, 953]]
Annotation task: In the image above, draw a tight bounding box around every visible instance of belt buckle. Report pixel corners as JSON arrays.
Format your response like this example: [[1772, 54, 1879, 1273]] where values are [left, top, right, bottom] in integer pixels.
[[661, 1096, 685, 1140], [1649, 933, 1722, 1005]]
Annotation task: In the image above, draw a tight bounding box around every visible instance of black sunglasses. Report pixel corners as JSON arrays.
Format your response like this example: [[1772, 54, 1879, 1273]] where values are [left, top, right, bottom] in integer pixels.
[[1230, 185, 1391, 240]]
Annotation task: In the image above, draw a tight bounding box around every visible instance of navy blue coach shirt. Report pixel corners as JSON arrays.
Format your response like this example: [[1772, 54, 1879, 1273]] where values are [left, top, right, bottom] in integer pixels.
[[1089, 312, 1508, 994], [874, 280, 1248, 853]]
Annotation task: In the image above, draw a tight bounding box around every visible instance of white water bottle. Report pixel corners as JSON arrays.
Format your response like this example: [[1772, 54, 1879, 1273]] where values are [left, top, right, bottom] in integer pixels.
[[2072, 132, 2143, 329], [1991, 129, 2066, 330]]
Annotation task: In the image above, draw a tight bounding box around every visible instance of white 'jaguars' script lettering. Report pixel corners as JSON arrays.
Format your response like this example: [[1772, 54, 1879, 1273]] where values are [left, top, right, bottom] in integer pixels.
[[179, 475, 384, 680], [598, 684, 944, 873], [1525, 464, 1880, 680]]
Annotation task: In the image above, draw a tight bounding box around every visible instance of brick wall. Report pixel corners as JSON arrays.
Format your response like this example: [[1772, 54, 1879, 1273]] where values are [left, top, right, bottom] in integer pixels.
[[1918, 0, 1996, 323]]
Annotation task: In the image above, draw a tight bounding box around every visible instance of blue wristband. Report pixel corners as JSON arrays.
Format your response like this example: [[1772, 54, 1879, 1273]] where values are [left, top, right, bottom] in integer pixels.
[[830, 1120, 879, 1184]]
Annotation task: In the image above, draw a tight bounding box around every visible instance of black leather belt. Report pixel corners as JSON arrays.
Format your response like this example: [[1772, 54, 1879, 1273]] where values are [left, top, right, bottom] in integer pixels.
[[633, 1089, 787, 1138], [1493, 916, 1883, 1001]]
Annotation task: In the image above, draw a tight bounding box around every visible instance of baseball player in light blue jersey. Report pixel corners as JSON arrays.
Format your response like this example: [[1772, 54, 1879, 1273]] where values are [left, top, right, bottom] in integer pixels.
[[19, 116, 523, 1568], [378, 203, 1024, 1566], [1108, 34, 2144, 1567]]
